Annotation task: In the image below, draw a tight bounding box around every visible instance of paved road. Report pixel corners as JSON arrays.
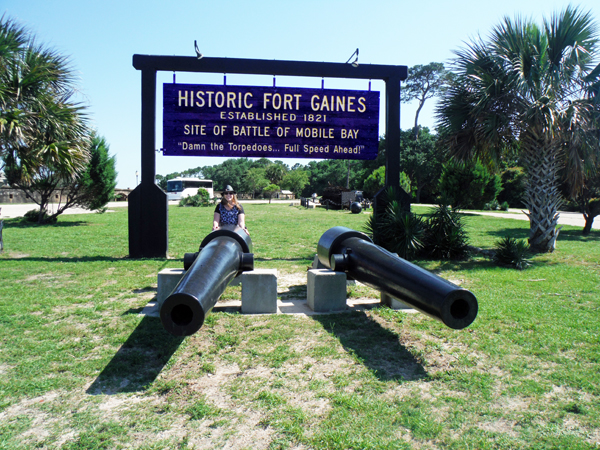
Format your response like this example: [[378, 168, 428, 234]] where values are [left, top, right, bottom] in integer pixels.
[[461, 209, 599, 230]]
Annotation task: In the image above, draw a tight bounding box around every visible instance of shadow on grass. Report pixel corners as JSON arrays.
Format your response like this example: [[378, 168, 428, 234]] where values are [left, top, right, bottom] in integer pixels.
[[2, 218, 89, 228], [254, 256, 314, 263], [557, 229, 600, 242], [480, 225, 600, 244], [413, 256, 496, 275], [311, 311, 427, 382], [279, 283, 307, 300], [87, 316, 183, 395], [252, 251, 317, 268], [0, 256, 168, 263]]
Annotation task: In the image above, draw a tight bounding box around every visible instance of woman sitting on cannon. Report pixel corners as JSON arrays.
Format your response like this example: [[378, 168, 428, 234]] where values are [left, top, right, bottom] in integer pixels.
[[213, 185, 249, 235]]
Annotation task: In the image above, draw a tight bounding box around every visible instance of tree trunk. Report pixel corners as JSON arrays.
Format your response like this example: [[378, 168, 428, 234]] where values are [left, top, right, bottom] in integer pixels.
[[413, 100, 424, 140], [522, 138, 563, 253], [582, 201, 600, 236], [415, 182, 422, 204], [582, 215, 594, 235], [346, 161, 352, 189]]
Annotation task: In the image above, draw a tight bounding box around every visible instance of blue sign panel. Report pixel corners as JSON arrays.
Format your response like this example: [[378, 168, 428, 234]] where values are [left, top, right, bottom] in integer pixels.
[[162, 83, 380, 160]]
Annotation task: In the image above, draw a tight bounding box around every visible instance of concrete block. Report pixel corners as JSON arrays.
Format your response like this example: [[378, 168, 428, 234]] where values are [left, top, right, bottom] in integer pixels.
[[313, 254, 355, 284], [381, 292, 412, 310], [241, 269, 278, 314], [312, 253, 327, 269], [307, 269, 347, 312], [157, 268, 185, 307]]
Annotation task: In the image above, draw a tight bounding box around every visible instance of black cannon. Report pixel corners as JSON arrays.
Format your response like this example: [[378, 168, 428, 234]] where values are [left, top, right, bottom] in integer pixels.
[[317, 226, 478, 329], [160, 225, 254, 336]]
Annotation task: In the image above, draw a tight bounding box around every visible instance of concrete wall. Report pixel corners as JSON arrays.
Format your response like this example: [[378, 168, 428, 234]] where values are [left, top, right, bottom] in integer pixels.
[[0, 188, 41, 204], [0, 187, 131, 204]]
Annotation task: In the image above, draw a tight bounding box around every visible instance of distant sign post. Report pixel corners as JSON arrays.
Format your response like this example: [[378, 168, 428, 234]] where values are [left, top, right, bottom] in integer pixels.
[[131, 55, 407, 258], [163, 84, 380, 160]]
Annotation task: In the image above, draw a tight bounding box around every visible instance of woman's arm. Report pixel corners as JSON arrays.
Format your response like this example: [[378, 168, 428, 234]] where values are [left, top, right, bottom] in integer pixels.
[[237, 213, 249, 235], [212, 212, 220, 230]]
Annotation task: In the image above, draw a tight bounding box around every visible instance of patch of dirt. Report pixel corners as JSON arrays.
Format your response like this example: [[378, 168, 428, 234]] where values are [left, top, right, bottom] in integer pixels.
[[369, 312, 469, 376], [478, 419, 518, 437], [277, 271, 309, 299], [0, 391, 62, 444], [5, 252, 30, 258], [587, 428, 600, 445]]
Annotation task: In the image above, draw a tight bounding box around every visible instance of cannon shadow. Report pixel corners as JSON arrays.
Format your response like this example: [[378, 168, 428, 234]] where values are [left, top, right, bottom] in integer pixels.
[[311, 311, 427, 382], [87, 316, 184, 395]]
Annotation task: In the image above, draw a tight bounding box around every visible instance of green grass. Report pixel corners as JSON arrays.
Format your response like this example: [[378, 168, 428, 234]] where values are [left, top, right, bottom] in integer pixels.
[[0, 203, 599, 449]]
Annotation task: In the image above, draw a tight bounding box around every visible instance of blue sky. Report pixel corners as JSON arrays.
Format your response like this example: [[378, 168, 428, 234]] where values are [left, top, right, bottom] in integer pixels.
[[4, 0, 600, 188]]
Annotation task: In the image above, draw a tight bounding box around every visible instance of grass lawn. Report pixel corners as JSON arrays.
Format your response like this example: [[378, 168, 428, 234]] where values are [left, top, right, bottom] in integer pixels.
[[0, 203, 599, 449]]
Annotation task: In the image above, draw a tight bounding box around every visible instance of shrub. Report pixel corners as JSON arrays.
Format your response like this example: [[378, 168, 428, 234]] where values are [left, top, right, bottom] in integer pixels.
[[497, 167, 527, 208], [362, 166, 386, 198], [493, 237, 531, 270], [364, 192, 471, 261], [423, 204, 470, 260], [22, 209, 57, 224], [379, 201, 426, 260], [363, 213, 381, 244], [363, 166, 411, 198], [179, 188, 210, 207], [438, 160, 502, 209], [484, 200, 500, 211]]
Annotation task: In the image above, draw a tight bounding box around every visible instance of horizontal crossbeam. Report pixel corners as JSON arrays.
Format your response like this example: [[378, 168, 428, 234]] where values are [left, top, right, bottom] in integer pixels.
[[132, 55, 407, 81]]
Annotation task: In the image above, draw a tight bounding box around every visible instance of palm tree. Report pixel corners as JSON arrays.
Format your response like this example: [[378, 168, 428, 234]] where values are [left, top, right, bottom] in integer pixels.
[[437, 6, 600, 252], [0, 17, 89, 176], [0, 16, 89, 222]]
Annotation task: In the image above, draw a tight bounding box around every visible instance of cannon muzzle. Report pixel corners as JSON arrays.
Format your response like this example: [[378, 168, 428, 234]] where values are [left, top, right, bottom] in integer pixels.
[[160, 225, 253, 336], [317, 226, 478, 329]]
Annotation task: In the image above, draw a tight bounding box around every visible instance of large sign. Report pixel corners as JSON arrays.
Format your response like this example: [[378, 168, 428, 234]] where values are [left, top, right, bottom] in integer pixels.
[[162, 83, 380, 160]]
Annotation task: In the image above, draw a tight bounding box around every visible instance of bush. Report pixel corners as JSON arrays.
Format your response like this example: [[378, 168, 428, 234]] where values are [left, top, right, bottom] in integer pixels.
[[379, 201, 426, 260], [484, 200, 500, 211], [362, 166, 386, 198], [363, 213, 382, 246], [22, 209, 57, 224], [497, 167, 527, 208], [363, 187, 424, 260], [493, 237, 531, 270], [179, 188, 210, 207], [364, 190, 471, 261], [423, 204, 470, 260], [438, 160, 502, 209], [363, 166, 411, 198]]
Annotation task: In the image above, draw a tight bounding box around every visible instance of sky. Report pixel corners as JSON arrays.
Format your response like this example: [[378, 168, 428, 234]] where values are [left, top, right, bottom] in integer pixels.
[[4, 0, 600, 189]]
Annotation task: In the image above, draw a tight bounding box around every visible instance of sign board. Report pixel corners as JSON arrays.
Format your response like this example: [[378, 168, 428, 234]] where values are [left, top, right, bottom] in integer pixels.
[[162, 83, 380, 160]]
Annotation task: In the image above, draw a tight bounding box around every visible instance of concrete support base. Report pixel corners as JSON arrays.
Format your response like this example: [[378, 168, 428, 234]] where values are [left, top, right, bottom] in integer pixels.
[[307, 269, 347, 312], [312, 253, 327, 270], [381, 292, 412, 309], [312, 254, 355, 285], [157, 268, 185, 307], [241, 269, 278, 314]]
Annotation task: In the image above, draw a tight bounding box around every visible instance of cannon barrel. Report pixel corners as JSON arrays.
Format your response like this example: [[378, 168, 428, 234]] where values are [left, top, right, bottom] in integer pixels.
[[160, 225, 253, 336], [317, 226, 478, 329]]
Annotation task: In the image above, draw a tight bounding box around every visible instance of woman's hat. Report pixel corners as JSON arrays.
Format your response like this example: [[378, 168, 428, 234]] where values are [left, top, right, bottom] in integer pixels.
[[222, 185, 236, 194]]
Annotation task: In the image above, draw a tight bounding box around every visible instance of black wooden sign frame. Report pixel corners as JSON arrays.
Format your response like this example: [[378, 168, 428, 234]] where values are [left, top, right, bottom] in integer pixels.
[[130, 54, 408, 258]]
